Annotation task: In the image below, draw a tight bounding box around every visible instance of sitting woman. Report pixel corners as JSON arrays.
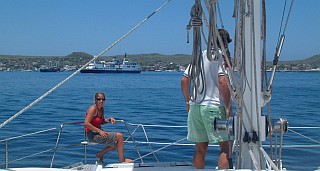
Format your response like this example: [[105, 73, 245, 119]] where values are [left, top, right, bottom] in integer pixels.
[[84, 92, 133, 164]]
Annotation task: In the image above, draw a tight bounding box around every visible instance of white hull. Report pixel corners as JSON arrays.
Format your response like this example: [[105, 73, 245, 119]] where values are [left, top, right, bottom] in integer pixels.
[[0, 163, 263, 171]]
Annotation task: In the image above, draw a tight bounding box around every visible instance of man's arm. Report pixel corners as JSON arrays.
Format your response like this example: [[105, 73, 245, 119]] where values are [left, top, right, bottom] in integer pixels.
[[219, 75, 232, 116], [181, 75, 191, 111]]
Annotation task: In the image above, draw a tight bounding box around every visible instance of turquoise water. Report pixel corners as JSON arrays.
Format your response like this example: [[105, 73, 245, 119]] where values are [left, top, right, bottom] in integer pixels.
[[0, 71, 319, 170]]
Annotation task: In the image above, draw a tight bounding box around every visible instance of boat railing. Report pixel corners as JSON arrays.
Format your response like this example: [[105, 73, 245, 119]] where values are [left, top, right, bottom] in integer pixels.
[[0, 122, 91, 169], [0, 120, 190, 169], [0, 127, 57, 169], [62, 121, 320, 165], [51, 120, 193, 167], [1, 120, 318, 169], [51, 121, 85, 168]]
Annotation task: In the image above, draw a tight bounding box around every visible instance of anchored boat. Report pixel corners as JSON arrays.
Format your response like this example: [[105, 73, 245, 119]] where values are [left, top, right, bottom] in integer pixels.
[[80, 57, 141, 74], [39, 67, 61, 72], [39, 61, 61, 72]]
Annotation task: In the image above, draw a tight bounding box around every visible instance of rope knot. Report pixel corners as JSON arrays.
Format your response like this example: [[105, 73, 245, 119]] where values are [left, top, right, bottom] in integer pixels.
[[191, 17, 202, 27], [190, 3, 203, 28]]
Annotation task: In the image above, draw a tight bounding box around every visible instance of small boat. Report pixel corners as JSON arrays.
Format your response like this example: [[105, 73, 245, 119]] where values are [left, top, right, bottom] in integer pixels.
[[40, 61, 61, 72], [80, 58, 141, 74], [39, 67, 61, 72]]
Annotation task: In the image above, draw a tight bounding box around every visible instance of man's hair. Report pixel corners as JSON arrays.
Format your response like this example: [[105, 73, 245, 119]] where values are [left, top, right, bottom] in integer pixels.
[[217, 29, 232, 48]]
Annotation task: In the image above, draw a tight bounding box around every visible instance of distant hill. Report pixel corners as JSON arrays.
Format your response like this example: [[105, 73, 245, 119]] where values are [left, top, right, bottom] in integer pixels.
[[281, 54, 320, 66], [109, 53, 320, 68], [265, 54, 320, 69], [0, 52, 93, 69], [0, 52, 319, 71]]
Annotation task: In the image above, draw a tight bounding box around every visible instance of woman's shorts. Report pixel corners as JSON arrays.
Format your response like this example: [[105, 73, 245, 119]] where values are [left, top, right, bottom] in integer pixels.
[[187, 104, 229, 143], [86, 130, 117, 146]]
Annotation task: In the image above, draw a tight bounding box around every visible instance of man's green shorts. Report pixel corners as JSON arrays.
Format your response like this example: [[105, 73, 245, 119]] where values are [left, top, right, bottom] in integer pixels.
[[187, 104, 229, 143]]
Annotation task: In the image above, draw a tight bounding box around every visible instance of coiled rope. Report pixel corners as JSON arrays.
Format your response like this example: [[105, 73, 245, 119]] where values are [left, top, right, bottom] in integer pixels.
[[0, 0, 172, 129], [188, 0, 206, 103]]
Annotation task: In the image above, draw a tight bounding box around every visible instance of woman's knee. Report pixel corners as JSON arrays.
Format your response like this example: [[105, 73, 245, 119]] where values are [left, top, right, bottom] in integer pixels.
[[116, 132, 123, 141]]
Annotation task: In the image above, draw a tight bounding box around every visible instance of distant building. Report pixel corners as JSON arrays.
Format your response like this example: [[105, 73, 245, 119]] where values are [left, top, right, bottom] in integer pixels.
[[291, 66, 299, 71]]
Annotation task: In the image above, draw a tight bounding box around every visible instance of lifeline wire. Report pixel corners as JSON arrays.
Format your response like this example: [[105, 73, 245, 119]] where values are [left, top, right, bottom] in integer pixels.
[[2, 121, 318, 167], [0, 0, 172, 129]]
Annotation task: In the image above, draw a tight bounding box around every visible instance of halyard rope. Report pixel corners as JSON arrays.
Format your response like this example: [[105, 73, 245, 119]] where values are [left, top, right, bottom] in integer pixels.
[[0, 0, 172, 129]]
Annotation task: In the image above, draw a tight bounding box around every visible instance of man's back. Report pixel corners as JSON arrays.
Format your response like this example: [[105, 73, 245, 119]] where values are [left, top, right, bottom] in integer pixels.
[[184, 50, 223, 106]]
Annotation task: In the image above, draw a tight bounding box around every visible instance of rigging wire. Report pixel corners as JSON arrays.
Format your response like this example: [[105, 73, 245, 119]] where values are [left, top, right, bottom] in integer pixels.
[[276, 0, 294, 46], [288, 129, 320, 144], [267, 0, 294, 92], [0, 0, 172, 129]]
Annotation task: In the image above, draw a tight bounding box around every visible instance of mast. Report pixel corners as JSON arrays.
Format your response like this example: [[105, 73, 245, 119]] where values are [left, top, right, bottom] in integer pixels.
[[239, 0, 266, 169]]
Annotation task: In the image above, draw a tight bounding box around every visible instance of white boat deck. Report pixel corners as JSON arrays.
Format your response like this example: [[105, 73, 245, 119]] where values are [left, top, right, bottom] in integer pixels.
[[1, 162, 259, 171]]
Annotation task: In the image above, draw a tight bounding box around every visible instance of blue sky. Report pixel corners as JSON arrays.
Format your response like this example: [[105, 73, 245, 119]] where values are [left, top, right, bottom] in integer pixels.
[[0, 0, 319, 61]]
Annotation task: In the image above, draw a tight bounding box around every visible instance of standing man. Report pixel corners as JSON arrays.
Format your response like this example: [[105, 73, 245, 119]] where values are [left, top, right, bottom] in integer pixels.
[[181, 29, 233, 169]]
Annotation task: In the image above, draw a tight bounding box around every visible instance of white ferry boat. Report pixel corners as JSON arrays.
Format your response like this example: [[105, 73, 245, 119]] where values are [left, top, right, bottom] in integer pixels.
[[80, 58, 141, 73]]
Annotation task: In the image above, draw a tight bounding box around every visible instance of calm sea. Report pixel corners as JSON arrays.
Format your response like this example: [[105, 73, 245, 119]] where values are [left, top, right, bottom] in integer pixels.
[[0, 71, 319, 170]]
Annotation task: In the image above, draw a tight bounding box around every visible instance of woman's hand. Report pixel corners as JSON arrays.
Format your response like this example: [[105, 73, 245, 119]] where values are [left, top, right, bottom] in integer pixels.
[[110, 117, 116, 124], [98, 130, 108, 138], [105, 117, 116, 124]]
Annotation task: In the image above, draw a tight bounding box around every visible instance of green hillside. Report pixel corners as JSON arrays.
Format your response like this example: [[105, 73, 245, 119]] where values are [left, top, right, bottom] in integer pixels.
[[1, 52, 319, 71], [282, 54, 320, 66]]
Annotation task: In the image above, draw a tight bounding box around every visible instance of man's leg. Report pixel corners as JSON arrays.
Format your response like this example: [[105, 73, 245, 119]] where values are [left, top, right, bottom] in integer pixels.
[[218, 141, 232, 169], [193, 142, 208, 169]]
